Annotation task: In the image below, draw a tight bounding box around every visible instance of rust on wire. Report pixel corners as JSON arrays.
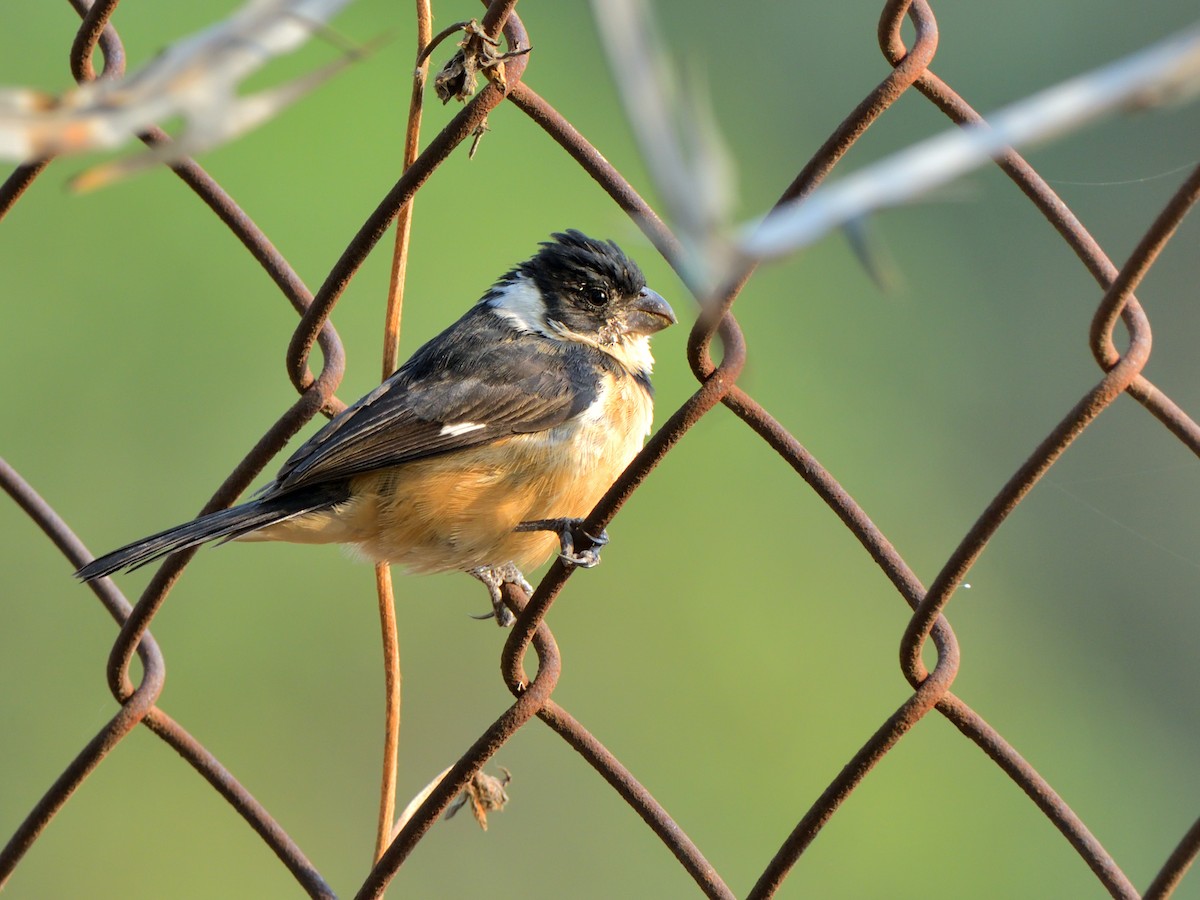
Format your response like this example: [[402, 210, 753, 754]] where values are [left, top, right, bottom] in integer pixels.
[[67, 0, 123, 82], [3, 0, 1200, 896]]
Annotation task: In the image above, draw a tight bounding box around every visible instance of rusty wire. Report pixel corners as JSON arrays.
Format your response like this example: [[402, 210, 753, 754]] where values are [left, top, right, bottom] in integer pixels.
[[2, 0, 1199, 897]]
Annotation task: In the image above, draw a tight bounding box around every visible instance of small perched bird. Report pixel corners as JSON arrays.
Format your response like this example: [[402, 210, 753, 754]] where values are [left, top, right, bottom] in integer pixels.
[[76, 231, 676, 623]]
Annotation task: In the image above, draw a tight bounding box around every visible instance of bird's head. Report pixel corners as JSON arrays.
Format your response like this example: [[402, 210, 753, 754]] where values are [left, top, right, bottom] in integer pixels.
[[487, 230, 676, 374]]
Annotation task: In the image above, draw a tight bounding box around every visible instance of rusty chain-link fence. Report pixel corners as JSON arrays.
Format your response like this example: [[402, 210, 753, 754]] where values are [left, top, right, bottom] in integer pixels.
[[3, 0, 1200, 896]]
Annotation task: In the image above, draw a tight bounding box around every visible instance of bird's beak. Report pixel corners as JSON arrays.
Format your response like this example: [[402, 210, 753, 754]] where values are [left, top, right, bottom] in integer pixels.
[[624, 287, 676, 336]]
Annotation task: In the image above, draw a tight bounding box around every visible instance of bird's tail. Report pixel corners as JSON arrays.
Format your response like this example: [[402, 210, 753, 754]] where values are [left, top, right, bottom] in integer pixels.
[[75, 485, 346, 582]]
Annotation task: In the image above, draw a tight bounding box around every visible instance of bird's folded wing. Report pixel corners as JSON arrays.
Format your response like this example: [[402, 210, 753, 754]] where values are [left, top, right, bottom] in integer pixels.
[[274, 327, 599, 491]]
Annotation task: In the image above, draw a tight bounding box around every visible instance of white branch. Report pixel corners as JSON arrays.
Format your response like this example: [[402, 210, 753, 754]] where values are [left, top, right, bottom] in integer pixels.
[[741, 23, 1200, 261], [0, 0, 356, 187]]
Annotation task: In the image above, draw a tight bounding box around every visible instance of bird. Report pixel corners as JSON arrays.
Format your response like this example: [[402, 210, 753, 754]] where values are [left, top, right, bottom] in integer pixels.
[[75, 230, 676, 625]]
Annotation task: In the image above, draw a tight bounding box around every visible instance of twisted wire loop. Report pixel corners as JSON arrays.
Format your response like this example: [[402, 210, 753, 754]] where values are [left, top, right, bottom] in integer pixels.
[[3, 0, 1199, 896]]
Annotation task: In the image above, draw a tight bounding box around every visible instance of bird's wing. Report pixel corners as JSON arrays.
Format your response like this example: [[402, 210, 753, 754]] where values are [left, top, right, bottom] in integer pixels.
[[273, 314, 599, 492]]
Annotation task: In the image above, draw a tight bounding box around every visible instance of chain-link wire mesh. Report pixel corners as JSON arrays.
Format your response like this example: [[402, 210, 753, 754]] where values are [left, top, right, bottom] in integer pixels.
[[3, 0, 1200, 897]]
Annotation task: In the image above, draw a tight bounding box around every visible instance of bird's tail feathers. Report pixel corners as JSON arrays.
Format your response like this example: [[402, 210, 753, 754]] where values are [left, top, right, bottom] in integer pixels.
[[75, 486, 345, 582]]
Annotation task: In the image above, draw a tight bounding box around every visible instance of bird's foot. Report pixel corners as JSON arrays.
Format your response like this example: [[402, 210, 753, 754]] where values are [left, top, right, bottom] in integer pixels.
[[516, 518, 608, 569], [467, 562, 533, 627]]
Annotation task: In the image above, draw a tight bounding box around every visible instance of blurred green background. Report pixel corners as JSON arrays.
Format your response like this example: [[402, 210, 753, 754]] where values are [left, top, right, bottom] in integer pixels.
[[3, 1, 1200, 897]]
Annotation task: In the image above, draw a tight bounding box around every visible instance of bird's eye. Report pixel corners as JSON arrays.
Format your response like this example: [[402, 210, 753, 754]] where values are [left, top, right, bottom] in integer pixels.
[[582, 286, 609, 307]]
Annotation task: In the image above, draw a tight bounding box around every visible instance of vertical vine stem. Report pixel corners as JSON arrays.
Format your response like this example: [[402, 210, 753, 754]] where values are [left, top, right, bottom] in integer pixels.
[[372, 0, 434, 869]]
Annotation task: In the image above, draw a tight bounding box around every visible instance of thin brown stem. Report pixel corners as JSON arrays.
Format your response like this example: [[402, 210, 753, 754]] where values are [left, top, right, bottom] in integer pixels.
[[372, 0, 434, 870], [372, 562, 402, 866]]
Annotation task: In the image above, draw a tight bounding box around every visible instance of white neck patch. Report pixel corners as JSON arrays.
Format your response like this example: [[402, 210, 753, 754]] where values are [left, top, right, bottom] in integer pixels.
[[546, 318, 655, 376], [485, 277, 552, 336]]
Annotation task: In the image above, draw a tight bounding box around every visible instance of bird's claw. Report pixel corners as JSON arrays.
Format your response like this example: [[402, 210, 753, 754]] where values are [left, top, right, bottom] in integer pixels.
[[516, 518, 608, 569], [468, 563, 533, 627], [559, 533, 601, 569]]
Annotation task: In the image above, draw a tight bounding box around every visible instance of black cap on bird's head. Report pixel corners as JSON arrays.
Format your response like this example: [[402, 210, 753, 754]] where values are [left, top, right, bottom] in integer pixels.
[[517, 230, 676, 341], [520, 230, 644, 297]]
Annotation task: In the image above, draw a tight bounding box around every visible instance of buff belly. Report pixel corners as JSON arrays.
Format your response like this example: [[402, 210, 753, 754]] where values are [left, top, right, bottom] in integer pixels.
[[245, 374, 653, 573]]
